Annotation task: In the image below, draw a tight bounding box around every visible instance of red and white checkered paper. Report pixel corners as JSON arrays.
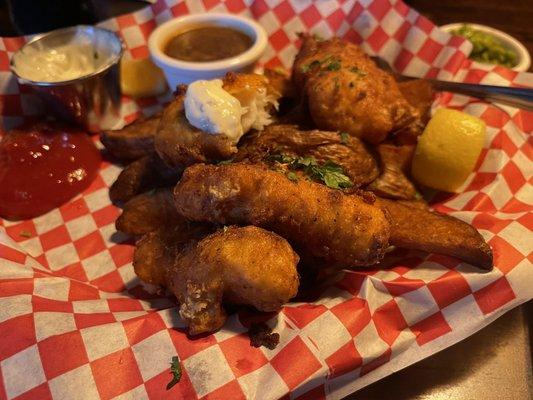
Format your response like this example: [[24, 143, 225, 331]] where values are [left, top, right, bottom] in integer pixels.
[[0, 1, 532, 399]]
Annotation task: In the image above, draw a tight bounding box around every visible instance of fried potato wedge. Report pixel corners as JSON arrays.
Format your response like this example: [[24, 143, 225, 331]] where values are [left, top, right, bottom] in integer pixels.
[[109, 155, 181, 205], [367, 143, 417, 200], [100, 113, 160, 162], [174, 163, 391, 267], [236, 124, 379, 187], [376, 198, 493, 269], [116, 188, 180, 236]]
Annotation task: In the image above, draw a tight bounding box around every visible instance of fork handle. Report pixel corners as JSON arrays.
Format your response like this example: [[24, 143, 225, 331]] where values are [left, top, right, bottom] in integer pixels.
[[426, 79, 533, 111]]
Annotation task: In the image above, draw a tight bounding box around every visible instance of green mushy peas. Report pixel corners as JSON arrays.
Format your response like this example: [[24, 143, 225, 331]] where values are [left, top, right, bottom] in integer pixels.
[[451, 25, 518, 68]]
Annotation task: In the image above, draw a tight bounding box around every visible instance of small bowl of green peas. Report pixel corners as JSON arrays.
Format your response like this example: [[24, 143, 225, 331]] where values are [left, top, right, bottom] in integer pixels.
[[441, 23, 530, 71]]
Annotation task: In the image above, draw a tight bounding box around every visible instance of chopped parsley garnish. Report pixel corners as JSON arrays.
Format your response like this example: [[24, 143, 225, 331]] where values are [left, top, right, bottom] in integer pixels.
[[339, 132, 350, 144], [349, 66, 367, 76], [166, 356, 182, 390], [300, 59, 321, 73], [217, 158, 234, 165], [301, 55, 342, 73], [326, 60, 341, 71], [267, 153, 353, 189], [286, 171, 298, 182]]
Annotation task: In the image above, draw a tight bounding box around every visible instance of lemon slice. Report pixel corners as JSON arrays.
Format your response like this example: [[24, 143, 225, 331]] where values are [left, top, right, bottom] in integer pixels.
[[411, 108, 486, 192], [120, 58, 167, 98]]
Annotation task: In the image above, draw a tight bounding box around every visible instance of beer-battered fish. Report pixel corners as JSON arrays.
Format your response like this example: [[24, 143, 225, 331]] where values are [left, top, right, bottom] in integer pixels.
[[173, 163, 391, 267], [293, 35, 419, 144], [169, 226, 299, 335], [116, 188, 181, 236], [376, 198, 493, 269], [133, 225, 299, 335]]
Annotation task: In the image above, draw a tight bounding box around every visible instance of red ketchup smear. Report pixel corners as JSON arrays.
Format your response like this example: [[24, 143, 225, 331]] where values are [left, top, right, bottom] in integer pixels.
[[0, 123, 101, 220]]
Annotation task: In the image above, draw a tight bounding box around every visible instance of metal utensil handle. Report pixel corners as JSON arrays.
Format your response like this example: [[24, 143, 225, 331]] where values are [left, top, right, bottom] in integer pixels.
[[427, 80, 533, 111]]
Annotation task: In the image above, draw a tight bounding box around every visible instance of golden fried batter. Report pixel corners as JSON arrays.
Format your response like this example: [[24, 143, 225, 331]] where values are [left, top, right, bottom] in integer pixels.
[[293, 35, 419, 144], [236, 124, 379, 187], [116, 188, 180, 236], [173, 163, 391, 267], [169, 226, 299, 335], [375, 198, 493, 269]]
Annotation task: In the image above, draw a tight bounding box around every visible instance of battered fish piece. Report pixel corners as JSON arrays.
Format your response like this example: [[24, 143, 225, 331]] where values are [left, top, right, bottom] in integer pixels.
[[100, 113, 160, 162], [133, 223, 213, 287], [170, 226, 299, 335], [236, 124, 379, 187], [293, 35, 419, 144], [155, 73, 280, 168], [173, 163, 391, 267], [133, 224, 299, 334], [116, 188, 180, 236], [109, 155, 181, 204], [394, 80, 434, 144], [375, 198, 493, 269], [367, 143, 417, 200]]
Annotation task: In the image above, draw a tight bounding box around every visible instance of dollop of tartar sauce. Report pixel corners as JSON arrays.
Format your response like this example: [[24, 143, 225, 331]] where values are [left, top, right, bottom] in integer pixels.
[[184, 79, 243, 143], [13, 42, 104, 82], [184, 78, 277, 144]]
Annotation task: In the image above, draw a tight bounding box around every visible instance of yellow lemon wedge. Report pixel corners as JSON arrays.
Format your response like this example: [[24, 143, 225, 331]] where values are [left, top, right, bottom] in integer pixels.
[[120, 58, 167, 98], [411, 108, 486, 192]]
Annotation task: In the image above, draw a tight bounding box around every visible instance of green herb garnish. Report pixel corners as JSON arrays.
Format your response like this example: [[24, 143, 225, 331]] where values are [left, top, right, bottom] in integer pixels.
[[166, 356, 182, 390], [19, 230, 32, 238], [268, 154, 353, 189], [339, 132, 350, 144], [349, 66, 367, 76], [327, 60, 341, 71], [217, 158, 234, 165], [286, 171, 298, 182], [300, 59, 321, 73], [301, 55, 341, 73]]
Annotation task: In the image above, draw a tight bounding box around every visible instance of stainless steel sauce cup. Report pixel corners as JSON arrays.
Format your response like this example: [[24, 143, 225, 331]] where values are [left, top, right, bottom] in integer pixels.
[[10, 25, 123, 132]]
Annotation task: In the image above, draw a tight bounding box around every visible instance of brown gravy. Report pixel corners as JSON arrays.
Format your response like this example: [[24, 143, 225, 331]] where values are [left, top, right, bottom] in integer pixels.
[[165, 26, 253, 62]]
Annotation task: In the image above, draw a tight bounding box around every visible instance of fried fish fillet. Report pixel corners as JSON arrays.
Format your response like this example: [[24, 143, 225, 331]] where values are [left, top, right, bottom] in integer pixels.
[[100, 113, 160, 162], [173, 163, 391, 267], [115, 188, 181, 236], [109, 155, 181, 204], [293, 35, 420, 144], [375, 198, 493, 269], [367, 143, 417, 200], [236, 124, 379, 187], [133, 224, 299, 334], [169, 226, 299, 335]]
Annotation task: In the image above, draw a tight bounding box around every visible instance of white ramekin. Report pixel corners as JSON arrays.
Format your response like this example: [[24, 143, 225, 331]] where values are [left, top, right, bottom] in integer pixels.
[[440, 23, 531, 72], [148, 13, 267, 88]]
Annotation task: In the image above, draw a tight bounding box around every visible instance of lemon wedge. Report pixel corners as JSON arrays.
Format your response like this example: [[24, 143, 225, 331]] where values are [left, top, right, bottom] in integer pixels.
[[120, 58, 167, 98], [411, 108, 486, 192]]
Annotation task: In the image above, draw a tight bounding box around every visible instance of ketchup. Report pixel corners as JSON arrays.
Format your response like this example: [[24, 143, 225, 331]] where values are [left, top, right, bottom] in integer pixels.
[[0, 123, 101, 220]]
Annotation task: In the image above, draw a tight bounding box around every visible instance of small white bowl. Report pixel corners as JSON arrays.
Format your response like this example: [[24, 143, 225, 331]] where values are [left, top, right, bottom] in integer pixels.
[[148, 13, 267, 88], [440, 23, 531, 71]]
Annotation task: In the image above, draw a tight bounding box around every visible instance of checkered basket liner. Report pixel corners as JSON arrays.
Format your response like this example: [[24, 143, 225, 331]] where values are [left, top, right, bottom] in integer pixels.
[[0, 1, 532, 399]]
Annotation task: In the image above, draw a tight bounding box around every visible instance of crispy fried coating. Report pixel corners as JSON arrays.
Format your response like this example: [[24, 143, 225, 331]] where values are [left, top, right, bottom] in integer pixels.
[[236, 124, 379, 187], [293, 35, 419, 144], [173, 163, 391, 267], [375, 198, 493, 269], [100, 113, 160, 162], [109, 155, 181, 205], [133, 222, 213, 287], [264, 67, 296, 99], [154, 95, 236, 168], [169, 226, 299, 335], [367, 143, 417, 200], [116, 188, 180, 236]]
